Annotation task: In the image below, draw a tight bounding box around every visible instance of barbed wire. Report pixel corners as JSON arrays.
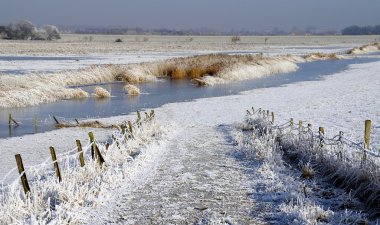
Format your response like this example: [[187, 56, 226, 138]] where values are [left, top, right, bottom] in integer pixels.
[[249, 109, 380, 159]]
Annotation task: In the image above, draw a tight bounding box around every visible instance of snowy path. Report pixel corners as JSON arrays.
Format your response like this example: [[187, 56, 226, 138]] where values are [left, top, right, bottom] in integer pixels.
[[96, 125, 262, 224]]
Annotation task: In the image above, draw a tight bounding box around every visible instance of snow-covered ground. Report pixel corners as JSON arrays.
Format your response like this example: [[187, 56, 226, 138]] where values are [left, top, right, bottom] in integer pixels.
[[0, 54, 379, 223], [0, 52, 197, 74], [0, 46, 351, 75]]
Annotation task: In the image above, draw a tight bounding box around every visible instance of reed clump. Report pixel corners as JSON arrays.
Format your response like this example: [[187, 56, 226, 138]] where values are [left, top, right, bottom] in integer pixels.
[[123, 84, 140, 95], [304, 52, 341, 61], [119, 54, 262, 81], [171, 67, 187, 79], [348, 43, 380, 54], [93, 87, 111, 98], [71, 89, 89, 99]]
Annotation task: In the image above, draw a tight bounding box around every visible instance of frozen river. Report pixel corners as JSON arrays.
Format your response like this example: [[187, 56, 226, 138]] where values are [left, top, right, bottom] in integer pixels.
[[1, 54, 380, 138]]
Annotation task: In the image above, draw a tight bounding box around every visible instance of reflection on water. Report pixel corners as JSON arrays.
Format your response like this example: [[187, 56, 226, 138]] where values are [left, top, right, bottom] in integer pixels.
[[1, 56, 380, 138]]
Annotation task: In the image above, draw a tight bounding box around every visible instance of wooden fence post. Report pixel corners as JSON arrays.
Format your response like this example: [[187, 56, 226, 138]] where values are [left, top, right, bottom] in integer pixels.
[[290, 118, 294, 129], [8, 113, 19, 126], [9, 113, 12, 126], [252, 107, 254, 114], [363, 120, 371, 161], [88, 132, 105, 165], [49, 147, 62, 182], [364, 120, 371, 149], [338, 131, 344, 143], [76, 140, 85, 167], [299, 120, 303, 130], [319, 127, 325, 148], [89, 132, 95, 159], [319, 127, 325, 135], [34, 114, 38, 132], [15, 154, 30, 194], [271, 112, 275, 124], [338, 131, 344, 159]]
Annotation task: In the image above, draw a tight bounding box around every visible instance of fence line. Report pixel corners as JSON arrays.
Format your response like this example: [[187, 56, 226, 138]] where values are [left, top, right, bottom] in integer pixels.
[[0, 110, 156, 200], [246, 107, 379, 158], [245, 107, 380, 217]]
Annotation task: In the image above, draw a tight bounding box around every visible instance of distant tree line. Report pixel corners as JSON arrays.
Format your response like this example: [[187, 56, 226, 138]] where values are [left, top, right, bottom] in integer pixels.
[[69, 26, 339, 36], [0, 20, 61, 40], [342, 25, 380, 35]]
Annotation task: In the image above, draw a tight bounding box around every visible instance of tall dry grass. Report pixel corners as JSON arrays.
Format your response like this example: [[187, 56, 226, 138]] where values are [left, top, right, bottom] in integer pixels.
[[1, 48, 357, 108], [93, 86, 111, 98], [304, 53, 342, 61], [348, 43, 380, 54], [123, 84, 140, 95], [119, 54, 301, 83]]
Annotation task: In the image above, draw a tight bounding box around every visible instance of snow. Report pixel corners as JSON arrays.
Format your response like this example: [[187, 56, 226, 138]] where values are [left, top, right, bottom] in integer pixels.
[[0, 52, 196, 74], [0, 53, 380, 223]]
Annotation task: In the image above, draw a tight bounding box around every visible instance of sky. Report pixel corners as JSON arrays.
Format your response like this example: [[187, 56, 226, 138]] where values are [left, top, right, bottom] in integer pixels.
[[0, 0, 379, 31]]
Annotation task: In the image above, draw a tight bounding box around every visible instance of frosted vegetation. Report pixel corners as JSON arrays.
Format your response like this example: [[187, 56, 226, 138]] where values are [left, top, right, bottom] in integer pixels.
[[0, 49, 360, 109], [123, 84, 140, 95], [0, 112, 164, 224], [348, 43, 380, 54], [233, 109, 379, 223], [92, 86, 111, 98], [0, 20, 61, 41]]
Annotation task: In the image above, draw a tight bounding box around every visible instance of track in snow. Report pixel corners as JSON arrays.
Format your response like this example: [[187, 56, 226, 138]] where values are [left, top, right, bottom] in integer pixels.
[[99, 125, 262, 224]]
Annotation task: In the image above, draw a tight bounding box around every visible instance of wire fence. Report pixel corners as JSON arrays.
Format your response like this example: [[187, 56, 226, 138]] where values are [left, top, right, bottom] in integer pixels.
[[245, 107, 380, 217], [0, 110, 156, 203]]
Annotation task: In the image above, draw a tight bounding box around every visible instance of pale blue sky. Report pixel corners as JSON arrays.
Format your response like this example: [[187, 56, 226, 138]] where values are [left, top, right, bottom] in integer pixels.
[[1, 0, 379, 31]]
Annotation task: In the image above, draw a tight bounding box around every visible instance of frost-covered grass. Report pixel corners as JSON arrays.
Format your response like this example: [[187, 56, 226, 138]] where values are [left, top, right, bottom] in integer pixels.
[[1, 41, 379, 109], [0, 54, 301, 108], [123, 84, 140, 95], [92, 86, 111, 98], [0, 112, 166, 224], [235, 110, 380, 223], [348, 43, 380, 55]]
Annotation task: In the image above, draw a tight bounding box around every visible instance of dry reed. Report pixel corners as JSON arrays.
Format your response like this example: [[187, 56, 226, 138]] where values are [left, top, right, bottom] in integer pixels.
[[93, 87, 111, 98], [123, 84, 140, 95]]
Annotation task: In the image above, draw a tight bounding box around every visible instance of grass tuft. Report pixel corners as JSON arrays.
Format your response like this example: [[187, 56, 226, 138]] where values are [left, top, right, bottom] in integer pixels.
[[93, 86, 111, 98], [123, 84, 140, 95]]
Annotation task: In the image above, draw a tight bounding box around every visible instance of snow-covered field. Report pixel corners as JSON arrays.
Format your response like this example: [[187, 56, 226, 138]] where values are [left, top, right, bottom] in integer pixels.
[[1, 34, 378, 55], [1, 48, 380, 223]]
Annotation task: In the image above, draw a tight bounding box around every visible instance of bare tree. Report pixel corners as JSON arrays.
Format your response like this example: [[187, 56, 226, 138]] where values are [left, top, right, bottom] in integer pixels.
[[6, 20, 35, 40], [31, 29, 48, 40], [43, 25, 61, 40], [1, 21, 61, 40]]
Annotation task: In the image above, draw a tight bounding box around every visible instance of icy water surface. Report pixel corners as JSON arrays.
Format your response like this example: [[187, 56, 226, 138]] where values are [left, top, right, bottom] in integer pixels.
[[0, 56, 380, 138]]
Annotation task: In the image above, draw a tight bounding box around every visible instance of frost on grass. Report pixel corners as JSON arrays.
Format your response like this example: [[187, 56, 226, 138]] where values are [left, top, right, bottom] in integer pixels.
[[0, 42, 377, 109], [123, 84, 140, 95], [0, 113, 165, 224], [348, 43, 380, 54], [231, 111, 376, 224], [92, 86, 111, 98]]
